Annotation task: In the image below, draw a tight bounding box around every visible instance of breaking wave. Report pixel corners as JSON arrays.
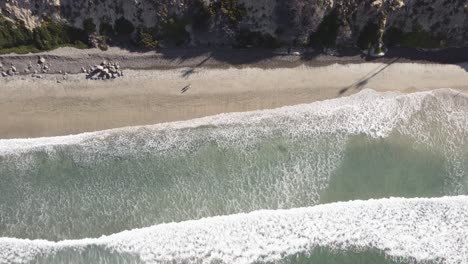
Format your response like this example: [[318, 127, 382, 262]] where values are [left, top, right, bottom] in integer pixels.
[[2, 196, 468, 264], [1, 89, 468, 263]]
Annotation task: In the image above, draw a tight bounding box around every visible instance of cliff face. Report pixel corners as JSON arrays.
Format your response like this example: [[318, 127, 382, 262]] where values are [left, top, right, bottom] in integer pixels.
[[1, 0, 467, 48]]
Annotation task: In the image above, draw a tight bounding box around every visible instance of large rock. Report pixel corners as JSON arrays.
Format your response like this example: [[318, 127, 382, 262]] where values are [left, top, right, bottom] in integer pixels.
[[86, 61, 124, 80]]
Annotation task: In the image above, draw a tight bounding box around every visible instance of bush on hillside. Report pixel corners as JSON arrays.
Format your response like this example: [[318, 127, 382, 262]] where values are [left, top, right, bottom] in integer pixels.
[[114, 17, 135, 35], [189, 0, 213, 31], [308, 9, 342, 49], [83, 18, 97, 34], [135, 28, 158, 49], [209, 0, 246, 26], [161, 17, 190, 46], [357, 22, 380, 50], [99, 22, 115, 37], [32, 21, 87, 50], [236, 29, 281, 49], [0, 16, 33, 49]]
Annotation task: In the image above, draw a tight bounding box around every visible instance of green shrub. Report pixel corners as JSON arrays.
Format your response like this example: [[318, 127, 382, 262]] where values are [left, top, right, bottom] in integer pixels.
[[308, 9, 341, 49], [236, 29, 281, 49], [83, 18, 96, 34], [0, 16, 33, 49], [32, 21, 87, 50], [190, 0, 213, 31], [0, 45, 40, 55], [0, 15, 89, 53], [161, 17, 190, 46], [209, 0, 246, 26], [136, 28, 158, 49], [99, 22, 115, 37], [400, 31, 445, 49], [383, 25, 446, 49], [383, 27, 403, 47], [114, 17, 135, 35]]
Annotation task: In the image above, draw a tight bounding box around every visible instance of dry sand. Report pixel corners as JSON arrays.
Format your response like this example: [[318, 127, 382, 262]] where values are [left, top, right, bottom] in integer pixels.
[[1, 62, 467, 139]]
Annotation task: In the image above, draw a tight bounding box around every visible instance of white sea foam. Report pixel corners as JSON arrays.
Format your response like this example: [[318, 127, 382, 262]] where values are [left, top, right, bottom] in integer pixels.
[[1, 196, 468, 263], [0, 88, 466, 157], [1, 88, 468, 240]]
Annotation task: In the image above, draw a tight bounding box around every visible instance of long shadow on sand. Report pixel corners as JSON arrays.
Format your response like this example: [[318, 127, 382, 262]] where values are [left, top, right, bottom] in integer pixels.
[[338, 57, 401, 95]]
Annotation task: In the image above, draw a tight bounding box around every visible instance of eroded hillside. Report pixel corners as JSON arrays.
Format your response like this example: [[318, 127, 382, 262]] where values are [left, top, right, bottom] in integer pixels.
[[1, 0, 467, 52]]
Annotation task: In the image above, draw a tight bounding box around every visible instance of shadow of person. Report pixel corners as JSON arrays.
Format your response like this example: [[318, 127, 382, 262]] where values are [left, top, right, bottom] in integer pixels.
[[181, 84, 191, 93]]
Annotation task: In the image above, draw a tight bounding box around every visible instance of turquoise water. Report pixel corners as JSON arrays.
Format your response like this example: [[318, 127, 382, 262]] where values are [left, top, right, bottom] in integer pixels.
[[1, 89, 467, 263]]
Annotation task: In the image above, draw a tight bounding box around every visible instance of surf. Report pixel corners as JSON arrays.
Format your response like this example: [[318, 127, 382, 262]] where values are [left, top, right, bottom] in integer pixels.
[[0, 89, 467, 263], [2, 196, 468, 264]]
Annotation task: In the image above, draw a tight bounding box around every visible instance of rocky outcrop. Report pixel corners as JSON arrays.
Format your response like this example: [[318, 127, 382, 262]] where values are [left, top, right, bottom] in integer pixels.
[[1, 0, 467, 48], [85, 61, 123, 80]]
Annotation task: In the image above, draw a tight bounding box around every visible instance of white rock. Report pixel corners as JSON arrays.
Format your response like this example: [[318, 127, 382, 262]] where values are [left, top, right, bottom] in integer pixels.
[[11, 66, 17, 72], [1, 72, 7, 77], [38, 57, 46, 64]]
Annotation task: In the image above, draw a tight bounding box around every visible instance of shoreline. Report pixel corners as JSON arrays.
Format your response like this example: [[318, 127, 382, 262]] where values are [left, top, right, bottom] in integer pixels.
[[1, 60, 467, 139]]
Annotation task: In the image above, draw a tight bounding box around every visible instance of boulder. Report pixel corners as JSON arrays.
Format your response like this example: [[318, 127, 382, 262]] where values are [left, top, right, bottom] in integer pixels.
[[86, 61, 124, 80], [38, 57, 46, 64]]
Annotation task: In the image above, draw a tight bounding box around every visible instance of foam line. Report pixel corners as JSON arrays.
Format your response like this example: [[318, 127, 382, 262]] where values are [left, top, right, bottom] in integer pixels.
[[1, 196, 468, 263], [1, 88, 466, 156]]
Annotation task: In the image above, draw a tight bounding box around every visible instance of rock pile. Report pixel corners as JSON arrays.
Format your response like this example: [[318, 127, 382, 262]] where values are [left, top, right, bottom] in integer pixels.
[[85, 61, 123, 80], [1, 63, 19, 77], [0, 56, 50, 79]]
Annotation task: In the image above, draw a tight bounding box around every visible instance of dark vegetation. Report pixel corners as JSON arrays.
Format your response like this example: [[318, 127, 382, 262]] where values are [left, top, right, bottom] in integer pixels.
[[135, 28, 158, 49], [236, 29, 281, 49], [114, 17, 135, 36], [308, 9, 342, 49], [134, 0, 248, 48], [32, 20, 88, 50], [208, 0, 246, 26], [357, 23, 380, 50], [357, 21, 447, 50], [83, 18, 96, 34], [396, 25, 447, 49], [0, 15, 88, 54], [0, 0, 453, 54], [160, 17, 190, 46]]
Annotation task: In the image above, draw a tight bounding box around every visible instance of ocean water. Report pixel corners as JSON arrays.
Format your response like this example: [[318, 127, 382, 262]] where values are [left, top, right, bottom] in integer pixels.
[[0, 89, 467, 264]]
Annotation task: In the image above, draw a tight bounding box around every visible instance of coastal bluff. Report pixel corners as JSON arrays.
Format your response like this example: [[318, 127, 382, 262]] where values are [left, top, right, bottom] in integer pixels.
[[1, 0, 467, 50]]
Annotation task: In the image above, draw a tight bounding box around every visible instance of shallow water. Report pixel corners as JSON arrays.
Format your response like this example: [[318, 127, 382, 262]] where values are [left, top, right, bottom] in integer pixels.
[[1, 89, 467, 263]]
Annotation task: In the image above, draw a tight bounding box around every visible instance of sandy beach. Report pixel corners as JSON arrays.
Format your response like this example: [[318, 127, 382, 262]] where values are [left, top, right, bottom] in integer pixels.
[[1, 55, 467, 138]]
